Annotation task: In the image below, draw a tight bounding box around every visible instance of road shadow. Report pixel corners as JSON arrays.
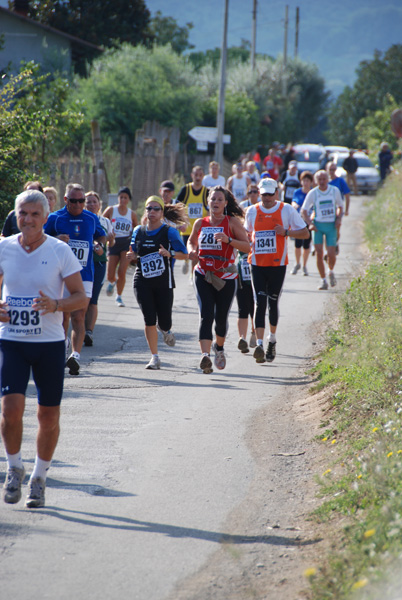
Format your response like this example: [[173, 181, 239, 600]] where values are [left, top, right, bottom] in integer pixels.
[[34, 507, 322, 547]]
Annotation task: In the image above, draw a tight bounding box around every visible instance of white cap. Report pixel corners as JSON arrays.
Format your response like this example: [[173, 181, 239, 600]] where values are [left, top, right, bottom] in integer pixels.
[[258, 177, 278, 194]]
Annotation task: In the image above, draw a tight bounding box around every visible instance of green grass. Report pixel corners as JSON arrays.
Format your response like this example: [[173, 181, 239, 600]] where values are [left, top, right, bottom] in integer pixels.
[[305, 168, 402, 600]]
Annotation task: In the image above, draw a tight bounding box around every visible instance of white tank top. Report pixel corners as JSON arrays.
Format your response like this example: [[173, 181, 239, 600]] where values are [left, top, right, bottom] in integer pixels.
[[111, 205, 133, 238], [231, 175, 248, 203]]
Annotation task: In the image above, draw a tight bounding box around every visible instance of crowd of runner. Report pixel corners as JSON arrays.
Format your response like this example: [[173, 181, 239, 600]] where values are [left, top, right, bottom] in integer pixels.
[[0, 146, 351, 508]]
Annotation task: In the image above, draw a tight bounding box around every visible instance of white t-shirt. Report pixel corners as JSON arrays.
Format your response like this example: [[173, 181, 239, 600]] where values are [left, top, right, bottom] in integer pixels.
[[0, 235, 82, 342], [245, 201, 306, 233], [230, 174, 249, 203], [302, 186, 344, 223], [202, 174, 226, 188], [99, 215, 113, 237]]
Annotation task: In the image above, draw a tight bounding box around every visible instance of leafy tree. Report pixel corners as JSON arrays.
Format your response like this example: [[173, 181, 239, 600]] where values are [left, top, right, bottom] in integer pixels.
[[327, 44, 402, 146], [28, 0, 152, 72], [356, 94, 400, 155], [149, 11, 194, 55], [188, 40, 267, 71], [73, 44, 204, 146], [0, 63, 83, 220]]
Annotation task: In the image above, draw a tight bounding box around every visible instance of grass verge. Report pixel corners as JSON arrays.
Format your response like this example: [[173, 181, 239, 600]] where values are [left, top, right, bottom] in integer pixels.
[[305, 169, 402, 600]]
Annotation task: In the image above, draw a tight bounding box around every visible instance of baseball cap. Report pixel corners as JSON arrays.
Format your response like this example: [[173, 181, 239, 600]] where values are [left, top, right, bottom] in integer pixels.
[[160, 180, 175, 191], [289, 160, 297, 167], [258, 178, 278, 194]]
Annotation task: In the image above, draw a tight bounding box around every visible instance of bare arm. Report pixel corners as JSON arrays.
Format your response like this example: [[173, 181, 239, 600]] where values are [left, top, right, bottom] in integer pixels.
[[32, 272, 87, 315], [187, 219, 203, 261], [214, 217, 250, 253]]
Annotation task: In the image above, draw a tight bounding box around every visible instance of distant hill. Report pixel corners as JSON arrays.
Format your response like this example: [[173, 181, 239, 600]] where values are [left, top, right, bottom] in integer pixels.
[[146, 0, 402, 98]]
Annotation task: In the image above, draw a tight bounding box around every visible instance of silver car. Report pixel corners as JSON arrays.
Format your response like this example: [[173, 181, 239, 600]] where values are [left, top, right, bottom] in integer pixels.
[[332, 152, 380, 194], [293, 143, 324, 174]]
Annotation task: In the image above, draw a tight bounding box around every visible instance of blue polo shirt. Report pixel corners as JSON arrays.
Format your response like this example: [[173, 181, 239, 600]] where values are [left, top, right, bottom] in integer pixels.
[[44, 206, 105, 282], [329, 177, 350, 198]]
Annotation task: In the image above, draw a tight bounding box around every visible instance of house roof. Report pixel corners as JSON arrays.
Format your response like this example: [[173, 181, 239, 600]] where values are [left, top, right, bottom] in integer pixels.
[[0, 6, 102, 53]]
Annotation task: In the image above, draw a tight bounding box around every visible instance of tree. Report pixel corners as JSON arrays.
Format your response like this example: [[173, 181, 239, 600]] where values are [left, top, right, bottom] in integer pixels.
[[0, 63, 83, 220], [188, 40, 266, 71], [28, 0, 152, 72], [356, 94, 400, 155], [326, 44, 402, 146], [73, 44, 205, 146], [149, 11, 194, 55]]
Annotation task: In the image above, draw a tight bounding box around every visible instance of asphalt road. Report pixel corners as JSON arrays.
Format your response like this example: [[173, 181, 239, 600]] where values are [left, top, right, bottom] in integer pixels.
[[0, 196, 367, 599]]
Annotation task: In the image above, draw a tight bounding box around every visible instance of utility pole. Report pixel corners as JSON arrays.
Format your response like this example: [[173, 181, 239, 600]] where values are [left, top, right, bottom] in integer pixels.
[[251, 0, 257, 71], [282, 4, 288, 96], [215, 0, 229, 165], [295, 6, 300, 58]]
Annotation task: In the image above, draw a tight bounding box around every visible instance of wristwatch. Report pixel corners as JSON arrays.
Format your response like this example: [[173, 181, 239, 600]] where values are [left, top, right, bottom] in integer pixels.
[[284, 229, 289, 237], [227, 237, 232, 244], [170, 250, 176, 257]]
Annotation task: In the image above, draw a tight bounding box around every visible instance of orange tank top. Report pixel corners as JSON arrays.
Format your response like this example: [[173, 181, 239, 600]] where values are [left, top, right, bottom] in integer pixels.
[[248, 203, 288, 267]]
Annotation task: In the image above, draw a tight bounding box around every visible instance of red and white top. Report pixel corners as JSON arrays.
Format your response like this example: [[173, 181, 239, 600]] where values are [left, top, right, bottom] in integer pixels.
[[195, 216, 237, 280]]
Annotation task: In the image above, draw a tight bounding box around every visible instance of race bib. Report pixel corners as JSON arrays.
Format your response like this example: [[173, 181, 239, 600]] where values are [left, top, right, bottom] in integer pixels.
[[199, 227, 223, 250], [316, 200, 335, 222], [255, 230, 277, 254], [114, 218, 132, 234], [188, 203, 203, 219], [140, 252, 165, 278], [5, 296, 41, 336], [240, 256, 251, 281], [69, 240, 90, 266]]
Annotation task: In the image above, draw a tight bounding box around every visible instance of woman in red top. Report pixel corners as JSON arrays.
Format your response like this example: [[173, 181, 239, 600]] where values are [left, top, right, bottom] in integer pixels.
[[187, 187, 250, 373]]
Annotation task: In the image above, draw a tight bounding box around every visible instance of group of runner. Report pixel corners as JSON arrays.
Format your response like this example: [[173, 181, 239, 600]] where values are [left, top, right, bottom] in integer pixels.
[[0, 155, 347, 508]]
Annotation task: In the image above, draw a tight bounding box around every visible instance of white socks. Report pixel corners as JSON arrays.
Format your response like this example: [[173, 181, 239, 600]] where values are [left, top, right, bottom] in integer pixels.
[[268, 332, 277, 343], [31, 456, 52, 481], [6, 451, 23, 470]]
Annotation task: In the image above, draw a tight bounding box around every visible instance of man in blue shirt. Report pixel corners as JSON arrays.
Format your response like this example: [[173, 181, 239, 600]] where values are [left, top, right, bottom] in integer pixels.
[[327, 162, 350, 215], [45, 184, 106, 375]]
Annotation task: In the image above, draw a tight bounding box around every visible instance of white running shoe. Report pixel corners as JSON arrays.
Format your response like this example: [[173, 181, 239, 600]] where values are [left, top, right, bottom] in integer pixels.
[[212, 341, 226, 370], [145, 355, 161, 370], [115, 295, 125, 307], [329, 272, 337, 287], [3, 466, 26, 504], [200, 354, 213, 374], [318, 280, 329, 290], [26, 476, 45, 508], [182, 261, 189, 275], [249, 332, 257, 348], [66, 354, 80, 375], [303, 266, 309, 276], [158, 326, 176, 347], [291, 264, 301, 275]]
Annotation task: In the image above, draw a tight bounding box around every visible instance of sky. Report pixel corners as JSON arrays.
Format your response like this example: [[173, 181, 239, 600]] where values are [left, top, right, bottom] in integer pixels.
[[145, 0, 402, 98]]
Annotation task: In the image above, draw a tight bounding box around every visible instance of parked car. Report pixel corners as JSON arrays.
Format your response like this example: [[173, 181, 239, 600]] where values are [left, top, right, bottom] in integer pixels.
[[331, 152, 380, 194], [324, 145, 349, 154], [292, 144, 324, 175]]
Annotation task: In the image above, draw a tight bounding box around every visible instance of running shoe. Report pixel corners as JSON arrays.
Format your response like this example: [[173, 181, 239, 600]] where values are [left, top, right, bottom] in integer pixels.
[[66, 354, 80, 375], [265, 341, 276, 363], [115, 295, 125, 307], [318, 280, 329, 290], [145, 356, 161, 370], [249, 332, 257, 348], [182, 261, 189, 275], [3, 466, 26, 504], [291, 264, 301, 275], [158, 326, 176, 347], [237, 337, 249, 353], [329, 272, 337, 287], [84, 330, 93, 347], [106, 282, 115, 296], [253, 344, 265, 364], [303, 266, 309, 276], [200, 354, 213, 374], [26, 477, 45, 508], [211, 342, 226, 370]]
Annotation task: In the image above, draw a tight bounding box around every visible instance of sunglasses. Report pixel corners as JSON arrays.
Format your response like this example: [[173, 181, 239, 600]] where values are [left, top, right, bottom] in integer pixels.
[[261, 192, 276, 197], [249, 190, 259, 194], [145, 206, 162, 212], [68, 198, 85, 204]]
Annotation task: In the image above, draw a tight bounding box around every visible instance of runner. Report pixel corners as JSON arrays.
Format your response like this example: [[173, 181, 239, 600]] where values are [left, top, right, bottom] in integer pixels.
[[301, 170, 344, 290], [202, 161, 226, 188], [44, 183, 106, 375], [158, 180, 189, 235], [127, 196, 188, 370], [175, 166, 209, 278], [103, 186, 138, 307], [245, 178, 309, 363], [1, 181, 43, 238], [227, 162, 251, 204], [84, 191, 115, 347], [187, 186, 250, 373], [326, 162, 350, 215], [280, 160, 300, 204], [291, 171, 314, 276], [43, 186, 58, 213], [0, 189, 86, 508]]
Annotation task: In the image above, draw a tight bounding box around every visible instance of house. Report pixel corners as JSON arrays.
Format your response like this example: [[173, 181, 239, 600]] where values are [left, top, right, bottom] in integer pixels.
[[0, 3, 101, 75]]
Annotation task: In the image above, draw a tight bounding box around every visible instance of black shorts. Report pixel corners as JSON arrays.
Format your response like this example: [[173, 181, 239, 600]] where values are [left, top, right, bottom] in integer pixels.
[[108, 236, 131, 257], [134, 283, 174, 331], [90, 261, 106, 305], [236, 283, 254, 319], [295, 228, 312, 249], [0, 339, 65, 406]]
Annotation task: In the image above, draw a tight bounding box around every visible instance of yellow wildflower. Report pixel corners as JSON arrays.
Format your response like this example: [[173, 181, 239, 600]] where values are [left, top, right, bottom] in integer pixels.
[[352, 579, 368, 590], [363, 529, 376, 538]]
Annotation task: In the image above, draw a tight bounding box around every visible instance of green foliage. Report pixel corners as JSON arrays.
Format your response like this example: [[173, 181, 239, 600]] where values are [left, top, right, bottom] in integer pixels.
[[73, 44, 204, 146], [148, 11, 194, 55], [356, 94, 400, 156], [28, 0, 152, 73], [0, 63, 84, 220], [307, 170, 402, 599], [327, 44, 402, 147], [188, 40, 261, 71]]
